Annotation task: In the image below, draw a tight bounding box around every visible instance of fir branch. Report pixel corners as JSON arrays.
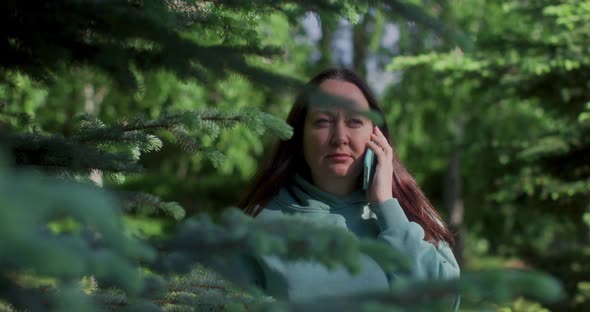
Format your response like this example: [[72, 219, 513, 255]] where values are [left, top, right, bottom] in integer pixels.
[[169, 125, 202, 152], [108, 172, 127, 184], [74, 115, 166, 150], [246, 270, 562, 312], [200, 149, 226, 168], [90, 289, 162, 312], [235, 108, 293, 140], [152, 208, 409, 288], [0, 110, 31, 128], [199, 116, 240, 122], [119, 191, 186, 221], [91, 291, 128, 309], [0, 164, 156, 299], [161, 265, 271, 311], [176, 108, 293, 140], [0, 0, 306, 91], [62, 108, 289, 174], [0, 275, 51, 312], [0, 301, 16, 312], [201, 0, 347, 15], [10, 133, 143, 173]]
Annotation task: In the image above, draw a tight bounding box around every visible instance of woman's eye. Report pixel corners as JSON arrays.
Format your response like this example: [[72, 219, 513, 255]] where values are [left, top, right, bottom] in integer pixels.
[[314, 118, 331, 126], [348, 118, 364, 127]]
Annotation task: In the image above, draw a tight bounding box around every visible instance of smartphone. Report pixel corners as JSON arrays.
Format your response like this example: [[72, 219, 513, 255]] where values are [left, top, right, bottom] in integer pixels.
[[362, 146, 375, 190]]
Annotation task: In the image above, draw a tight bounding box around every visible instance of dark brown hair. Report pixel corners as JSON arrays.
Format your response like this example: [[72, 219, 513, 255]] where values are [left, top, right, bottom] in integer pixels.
[[238, 68, 454, 246]]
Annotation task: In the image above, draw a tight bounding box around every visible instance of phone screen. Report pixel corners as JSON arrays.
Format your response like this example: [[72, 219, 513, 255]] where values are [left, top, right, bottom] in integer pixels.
[[362, 147, 375, 190]]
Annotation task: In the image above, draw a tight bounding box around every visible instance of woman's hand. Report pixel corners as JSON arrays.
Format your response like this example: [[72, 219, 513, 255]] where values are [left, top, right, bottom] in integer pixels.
[[366, 126, 394, 205]]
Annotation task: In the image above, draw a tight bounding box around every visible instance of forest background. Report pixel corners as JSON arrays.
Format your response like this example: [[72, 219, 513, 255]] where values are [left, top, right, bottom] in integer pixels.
[[1, 0, 588, 311]]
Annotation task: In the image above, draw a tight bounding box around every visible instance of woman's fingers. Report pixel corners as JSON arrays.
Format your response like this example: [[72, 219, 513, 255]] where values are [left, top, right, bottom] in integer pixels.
[[370, 127, 392, 157], [365, 127, 394, 204], [367, 140, 385, 159]]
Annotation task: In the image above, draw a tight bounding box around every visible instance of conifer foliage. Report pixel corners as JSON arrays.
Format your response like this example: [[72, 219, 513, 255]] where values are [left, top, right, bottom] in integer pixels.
[[0, 0, 566, 311]]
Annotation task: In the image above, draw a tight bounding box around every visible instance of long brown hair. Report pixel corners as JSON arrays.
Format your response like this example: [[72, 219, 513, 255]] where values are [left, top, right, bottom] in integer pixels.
[[238, 68, 454, 246]]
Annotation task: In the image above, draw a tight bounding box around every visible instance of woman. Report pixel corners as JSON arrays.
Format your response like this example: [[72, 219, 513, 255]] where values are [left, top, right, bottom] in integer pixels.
[[238, 68, 460, 309]]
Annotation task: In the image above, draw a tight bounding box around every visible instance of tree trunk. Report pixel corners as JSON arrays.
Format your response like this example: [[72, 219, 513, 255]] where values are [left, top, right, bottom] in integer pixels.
[[84, 82, 108, 187], [353, 15, 370, 79], [318, 15, 333, 69], [444, 117, 465, 267]]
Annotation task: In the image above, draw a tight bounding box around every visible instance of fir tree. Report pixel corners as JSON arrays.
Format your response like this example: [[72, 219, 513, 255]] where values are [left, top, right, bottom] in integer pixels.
[[0, 1, 566, 311]]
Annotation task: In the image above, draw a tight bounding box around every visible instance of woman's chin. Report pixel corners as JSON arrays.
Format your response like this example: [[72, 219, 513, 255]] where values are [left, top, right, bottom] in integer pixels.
[[328, 172, 348, 178], [326, 166, 356, 178]]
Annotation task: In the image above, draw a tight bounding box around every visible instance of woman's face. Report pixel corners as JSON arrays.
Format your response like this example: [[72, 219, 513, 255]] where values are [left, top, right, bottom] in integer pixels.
[[302, 79, 373, 184]]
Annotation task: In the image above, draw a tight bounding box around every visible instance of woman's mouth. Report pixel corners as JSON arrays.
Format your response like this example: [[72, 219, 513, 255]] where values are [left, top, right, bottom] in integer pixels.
[[326, 153, 351, 162]]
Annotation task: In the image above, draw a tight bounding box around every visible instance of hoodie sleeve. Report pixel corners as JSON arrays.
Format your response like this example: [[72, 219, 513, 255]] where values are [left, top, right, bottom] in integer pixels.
[[371, 198, 460, 281]]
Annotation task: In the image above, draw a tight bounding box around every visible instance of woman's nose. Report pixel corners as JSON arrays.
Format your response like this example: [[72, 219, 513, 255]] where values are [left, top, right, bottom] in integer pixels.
[[330, 121, 349, 146]]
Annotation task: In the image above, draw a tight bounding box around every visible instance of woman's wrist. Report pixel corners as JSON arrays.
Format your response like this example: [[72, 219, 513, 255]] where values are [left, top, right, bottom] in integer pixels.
[[370, 198, 410, 231], [371, 195, 394, 207]]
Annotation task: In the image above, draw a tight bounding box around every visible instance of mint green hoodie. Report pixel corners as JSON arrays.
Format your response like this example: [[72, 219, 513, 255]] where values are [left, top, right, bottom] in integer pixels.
[[249, 175, 460, 310]]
